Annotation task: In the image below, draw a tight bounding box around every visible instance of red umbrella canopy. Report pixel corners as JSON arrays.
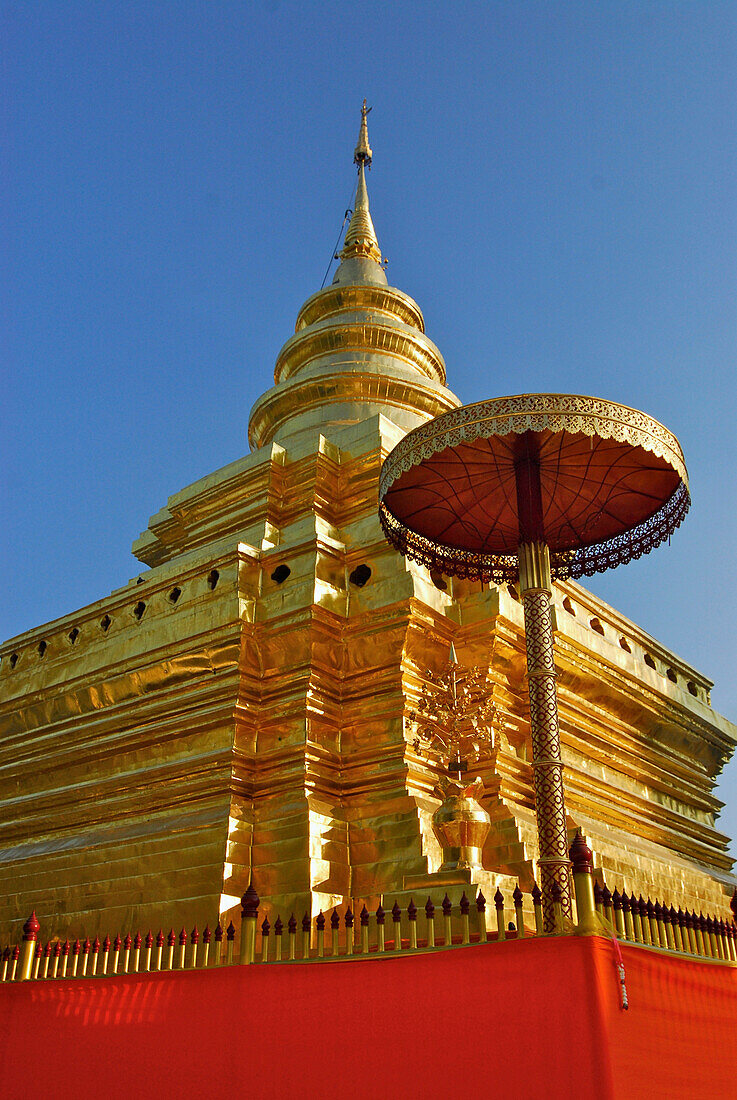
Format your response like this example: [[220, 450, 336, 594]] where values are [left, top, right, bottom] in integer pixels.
[[379, 394, 689, 582]]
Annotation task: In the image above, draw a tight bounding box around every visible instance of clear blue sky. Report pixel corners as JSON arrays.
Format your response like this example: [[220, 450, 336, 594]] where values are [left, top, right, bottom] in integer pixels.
[[4, 2, 736, 847]]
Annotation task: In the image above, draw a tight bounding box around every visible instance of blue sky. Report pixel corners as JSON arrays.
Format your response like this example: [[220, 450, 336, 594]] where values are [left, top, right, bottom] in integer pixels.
[[4, 2, 736, 846]]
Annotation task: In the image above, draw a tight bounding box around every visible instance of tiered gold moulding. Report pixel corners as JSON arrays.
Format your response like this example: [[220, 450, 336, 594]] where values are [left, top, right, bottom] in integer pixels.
[[0, 114, 735, 943]]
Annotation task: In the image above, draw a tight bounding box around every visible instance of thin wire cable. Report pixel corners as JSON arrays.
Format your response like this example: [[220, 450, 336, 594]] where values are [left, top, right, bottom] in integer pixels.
[[320, 179, 357, 289]]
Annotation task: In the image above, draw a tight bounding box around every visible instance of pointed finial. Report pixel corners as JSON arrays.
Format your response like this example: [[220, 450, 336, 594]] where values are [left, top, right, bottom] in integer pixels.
[[354, 99, 373, 168], [449, 642, 459, 666], [340, 103, 382, 266]]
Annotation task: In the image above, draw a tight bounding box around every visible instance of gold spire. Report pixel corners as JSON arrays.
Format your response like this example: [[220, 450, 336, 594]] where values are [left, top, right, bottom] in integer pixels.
[[354, 99, 372, 167], [340, 101, 382, 265]]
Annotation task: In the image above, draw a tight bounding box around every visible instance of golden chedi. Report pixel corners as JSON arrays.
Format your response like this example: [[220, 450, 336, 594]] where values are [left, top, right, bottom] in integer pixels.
[[0, 105, 735, 942]]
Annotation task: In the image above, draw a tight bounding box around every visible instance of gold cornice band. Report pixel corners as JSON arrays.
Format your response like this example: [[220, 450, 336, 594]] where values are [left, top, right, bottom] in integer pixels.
[[296, 284, 425, 333], [274, 322, 447, 386], [249, 371, 459, 449]]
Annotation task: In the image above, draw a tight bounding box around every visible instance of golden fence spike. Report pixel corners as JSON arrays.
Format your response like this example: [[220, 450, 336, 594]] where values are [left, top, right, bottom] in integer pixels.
[[611, 890, 625, 939], [569, 833, 598, 936], [225, 922, 235, 966], [261, 916, 270, 963], [459, 893, 470, 945], [1, 946, 10, 982], [391, 901, 402, 951], [10, 944, 20, 981], [71, 939, 80, 978], [621, 892, 634, 942], [287, 914, 297, 960], [329, 909, 339, 958], [241, 883, 259, 965], [494, 889, 506, 941], [177, 929, 186, 970], [425, 898, 435, 948], [81, 937, 91, 977], [662, 906, 676, 951], [408, 899, 418, 950], [189, 926, 199, 968], [476, 891, 488, 943], [61, 939, 71, 978], [52, 941, 62, 978], [359, 907, 369, 955], [33, 942, 42, 981], [344, 908, 354, 956], [316, 911, 325, 958], [442, 894, 452, 946], [165, 930, 175, 970], [301, 913, 311, 959], [132, 932, 142, 973], [376, 902, 387, 954], [513, 885, 525, 939], [144, 931, 153, 972], [201, 925, 211, 968], [274, 916, 283, 962], [19, 912, 40, 982], [155, 930, 164, 971], [43, 941, 53, 980], [670, 907, 683, 953], [214, 923, 224, 966]]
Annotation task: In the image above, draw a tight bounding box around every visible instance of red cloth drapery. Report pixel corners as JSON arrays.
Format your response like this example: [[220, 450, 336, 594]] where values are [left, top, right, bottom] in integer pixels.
[[0, 936, 734, 1099]]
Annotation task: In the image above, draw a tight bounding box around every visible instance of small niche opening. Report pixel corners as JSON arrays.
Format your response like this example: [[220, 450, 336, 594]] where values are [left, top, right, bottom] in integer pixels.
[[430, 570, 448, 591], [589, 617, 605, 636], [207, 569, 220, 591], [619, 636, 631, 653], [562, 597, 575, 616], [168, 586, 182, 604], [68, 627, 79, 645], [100, 614, 112, 633], [687, 681, 698, 697], [644, 653, 657, 670], [136, 576, 145, 585], [133, 601, 146, 621], [38, 640, 47, 658], [271, 564, 291, 585], [9, 653, 19, 669], [666, 667, 677, 684], [349, 564, 372, 588]]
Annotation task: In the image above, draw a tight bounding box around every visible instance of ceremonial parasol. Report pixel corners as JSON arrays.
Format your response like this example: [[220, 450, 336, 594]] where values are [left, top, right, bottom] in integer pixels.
[[380, 393, 689, 928]]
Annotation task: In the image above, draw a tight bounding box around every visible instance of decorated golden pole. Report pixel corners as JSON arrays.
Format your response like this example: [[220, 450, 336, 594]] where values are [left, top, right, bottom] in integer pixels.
[[19, 912, 40, 982], [240, 883, 259, 965], [380, 393, 690, 935]]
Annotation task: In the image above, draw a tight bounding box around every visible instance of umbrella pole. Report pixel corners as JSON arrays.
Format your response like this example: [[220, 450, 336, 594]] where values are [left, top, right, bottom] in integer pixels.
[[518, 539, 573, 932]]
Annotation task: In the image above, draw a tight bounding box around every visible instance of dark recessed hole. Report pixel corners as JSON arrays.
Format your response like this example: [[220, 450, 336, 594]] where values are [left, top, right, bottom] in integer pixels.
[[687, 681, 698, 697], [136, 576, 145, 585], [271, 564, 291, 585], [133, 601, 146, 621], [666, 668, 677, 684], [619, 636, 631, 653], [68, 627, 79, 645], [507, 585, 519, 602], [430, 570, 448, 591], [9, 653, 19, 669], [38, 641, 47, 658], [644, 653, 656, 670], [349, 564, 372, 588], [168, 586, 182, 604], [207, 569, 219, 591], [562, 597, 575, 616], [589, 617, 605, 636], [100, 614, 112, 633]]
